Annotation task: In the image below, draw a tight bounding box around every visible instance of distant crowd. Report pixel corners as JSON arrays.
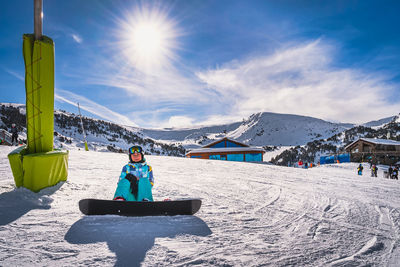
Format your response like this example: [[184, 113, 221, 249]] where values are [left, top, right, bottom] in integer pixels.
[[357, 163, 399, 180]]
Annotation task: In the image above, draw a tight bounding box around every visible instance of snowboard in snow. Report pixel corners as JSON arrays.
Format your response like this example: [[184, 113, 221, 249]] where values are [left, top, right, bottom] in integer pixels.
[[79, 198, 202, 216]]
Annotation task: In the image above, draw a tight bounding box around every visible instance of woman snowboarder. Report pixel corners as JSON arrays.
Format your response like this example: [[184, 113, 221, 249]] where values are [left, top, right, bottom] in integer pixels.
[[113, 145, 154, 201]]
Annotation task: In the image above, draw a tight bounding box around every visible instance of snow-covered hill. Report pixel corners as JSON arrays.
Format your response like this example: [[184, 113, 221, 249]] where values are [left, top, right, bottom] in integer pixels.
[[143, 112, 355, 147], [0, 104, 185, 156], [0, 103, 354, 152], [271, 115, 400, 166], [1, 146, 400, 266], [363, 116, 397, 128], [1, 103, 398, 165]]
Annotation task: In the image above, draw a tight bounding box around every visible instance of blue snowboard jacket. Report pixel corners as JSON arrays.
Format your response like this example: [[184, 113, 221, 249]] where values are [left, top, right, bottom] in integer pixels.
[[113, 161, 154, 201]]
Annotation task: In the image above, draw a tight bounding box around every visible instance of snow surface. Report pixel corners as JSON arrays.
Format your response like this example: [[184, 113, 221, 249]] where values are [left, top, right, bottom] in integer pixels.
[[1, 146, 400, 266]]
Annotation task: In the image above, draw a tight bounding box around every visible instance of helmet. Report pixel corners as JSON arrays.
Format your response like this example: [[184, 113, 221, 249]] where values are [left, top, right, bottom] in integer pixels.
[[12, 123, 15, 127], [128, 145, 145, 163]]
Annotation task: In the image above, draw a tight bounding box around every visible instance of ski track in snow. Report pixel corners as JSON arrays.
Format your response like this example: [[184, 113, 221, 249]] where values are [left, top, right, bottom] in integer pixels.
[[1, 146, 400, 266]]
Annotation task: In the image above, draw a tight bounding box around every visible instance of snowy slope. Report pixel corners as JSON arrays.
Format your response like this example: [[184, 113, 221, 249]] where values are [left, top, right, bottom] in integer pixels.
[[394, 114, 400, 124], [0, 104, 185, 156], [1, 146, 400, 266], [226, 112, 353, 146], [4, 103, 398, 151], [363, 116, 397, 128]]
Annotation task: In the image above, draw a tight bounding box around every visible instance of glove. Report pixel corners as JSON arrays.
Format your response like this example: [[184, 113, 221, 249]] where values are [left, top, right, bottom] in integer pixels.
[[125, 173, 138, 182], [125, 173, 138, 197]]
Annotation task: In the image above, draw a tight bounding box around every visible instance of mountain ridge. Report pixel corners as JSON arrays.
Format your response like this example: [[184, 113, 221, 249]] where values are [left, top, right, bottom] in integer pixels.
[[1, 103, 398, 160]]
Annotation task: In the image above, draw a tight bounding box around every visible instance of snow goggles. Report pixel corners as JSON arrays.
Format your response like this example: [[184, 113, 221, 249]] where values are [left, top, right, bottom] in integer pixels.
[[129, 146, 143, 154]]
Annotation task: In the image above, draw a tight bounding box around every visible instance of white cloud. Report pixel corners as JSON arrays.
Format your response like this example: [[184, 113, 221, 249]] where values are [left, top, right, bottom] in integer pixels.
[[196, 39, 400, 124], [85, 56, 213, 106], [166, 115, 195, 128], [4, 68, 24, 81], [55, 88, 138, 127], [66, 37, 399, 128], [195, 114, 245, 127], [71, 34, 82, 44]]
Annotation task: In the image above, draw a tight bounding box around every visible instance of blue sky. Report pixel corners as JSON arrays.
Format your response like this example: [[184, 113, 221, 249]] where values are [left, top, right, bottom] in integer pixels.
[[1, 0, 399, 128]]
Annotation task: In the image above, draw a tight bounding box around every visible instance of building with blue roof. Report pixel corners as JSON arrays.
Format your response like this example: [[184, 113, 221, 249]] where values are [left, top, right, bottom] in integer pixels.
[[186, 137, 265, 162]]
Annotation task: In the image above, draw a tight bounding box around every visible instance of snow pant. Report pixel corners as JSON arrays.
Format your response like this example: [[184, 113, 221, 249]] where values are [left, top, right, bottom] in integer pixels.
[[113, 177, 153, 201], [358, 170, 362, 175], [11, 134, 18, 144]]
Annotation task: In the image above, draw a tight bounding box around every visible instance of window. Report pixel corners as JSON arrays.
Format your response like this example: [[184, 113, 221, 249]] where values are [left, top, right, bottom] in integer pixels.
[[363, 145, 372, 152], [245, 153, 262, 162], [385, 145, 395, 151], [191, 156, 202, 159], [209, 154, 221, 160], [227, 154, 244, 161]]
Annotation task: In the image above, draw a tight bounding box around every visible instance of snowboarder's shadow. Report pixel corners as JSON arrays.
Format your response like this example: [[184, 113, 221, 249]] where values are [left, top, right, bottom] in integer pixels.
[[65, 215, 212, 267], [0, 183, 62, 226]]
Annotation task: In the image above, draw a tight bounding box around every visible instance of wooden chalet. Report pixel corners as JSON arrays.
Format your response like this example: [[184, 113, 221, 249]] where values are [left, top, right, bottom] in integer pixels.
[[344, 138, 400, 165], [185, 137, 265, 162]]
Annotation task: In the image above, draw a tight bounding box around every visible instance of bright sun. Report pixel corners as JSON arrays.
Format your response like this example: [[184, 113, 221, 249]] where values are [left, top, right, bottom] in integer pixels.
[[117, 6, 180, 72], [132, 22, 164, 59]]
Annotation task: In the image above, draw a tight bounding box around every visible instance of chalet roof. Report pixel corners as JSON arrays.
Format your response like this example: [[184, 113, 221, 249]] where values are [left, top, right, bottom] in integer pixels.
[[186, 146, 265, 155], [202, 137, 249, 148], [345, 138, 400, 150]]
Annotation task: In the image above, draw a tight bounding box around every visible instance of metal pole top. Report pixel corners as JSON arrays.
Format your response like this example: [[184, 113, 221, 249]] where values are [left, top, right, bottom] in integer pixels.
[[34, 0, 43, 40]]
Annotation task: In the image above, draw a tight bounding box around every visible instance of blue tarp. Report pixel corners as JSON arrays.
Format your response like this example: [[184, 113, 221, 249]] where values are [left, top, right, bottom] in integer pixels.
[[320, 153, 350, 164]]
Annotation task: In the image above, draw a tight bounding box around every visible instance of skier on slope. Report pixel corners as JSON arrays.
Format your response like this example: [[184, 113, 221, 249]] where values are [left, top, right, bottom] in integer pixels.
[[357, 164, 363, 175], [113, 145, 154, 201]]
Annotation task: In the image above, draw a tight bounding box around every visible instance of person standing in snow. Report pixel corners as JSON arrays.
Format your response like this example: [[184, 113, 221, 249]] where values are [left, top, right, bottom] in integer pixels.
[[388, 166, 393, 179], [392, 167, 398, 180], [10, 123, 18, 145], [113, 145, 154, 201], [357, 164, 363, 175], [371, 164, 378, 177]]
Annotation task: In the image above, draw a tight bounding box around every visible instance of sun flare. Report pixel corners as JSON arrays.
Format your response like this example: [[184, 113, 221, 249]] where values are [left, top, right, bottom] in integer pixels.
[[132, 22, 163, 56], [117, 5, 180, 72]]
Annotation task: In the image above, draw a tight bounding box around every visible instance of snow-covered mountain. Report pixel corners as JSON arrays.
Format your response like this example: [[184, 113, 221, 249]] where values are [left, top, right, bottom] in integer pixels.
[[271, 114, 400, 166], [0, 104, 185, 156], [363, 116, 397, 128], [1, 103, 398, 164], [0, 103, 355, 151], [143, 112, 355, 147]]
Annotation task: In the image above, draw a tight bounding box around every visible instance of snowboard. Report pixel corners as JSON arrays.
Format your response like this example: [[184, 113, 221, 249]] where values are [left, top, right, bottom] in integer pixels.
[[79, 198, 202, 216]]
